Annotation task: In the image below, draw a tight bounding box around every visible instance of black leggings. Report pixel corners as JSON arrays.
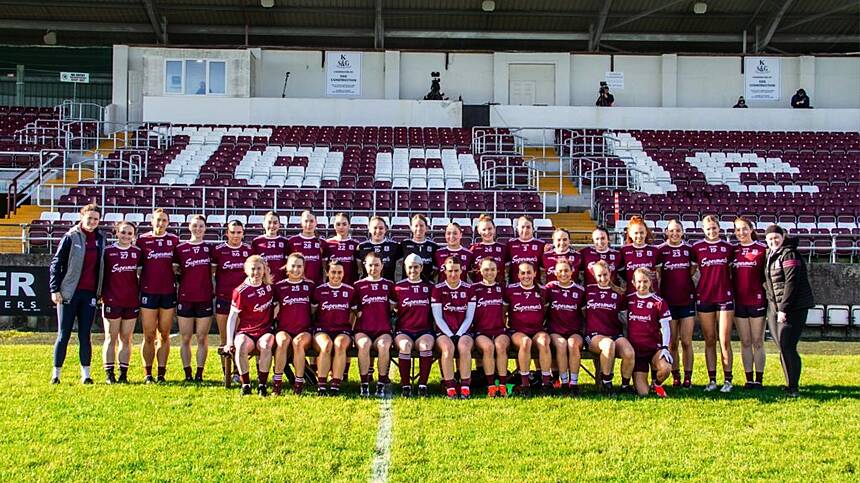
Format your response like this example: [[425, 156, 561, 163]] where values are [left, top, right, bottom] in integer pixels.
[[769, 307, 806, 390]]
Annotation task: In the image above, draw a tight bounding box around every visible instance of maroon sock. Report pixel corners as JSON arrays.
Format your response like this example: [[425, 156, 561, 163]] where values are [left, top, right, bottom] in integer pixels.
[[602, 373, 613, 384], [330, 378, 341, 390], [360, 373, 370, 384], [707, 370, 717, 382], [397, 354, 411, 387], [378, 374, 390, 384], [745, 371, 754, 383], [183, 366, 192, 379], [541, 373, 551, 385], [520, 373, 530, 388], [755, 371, 763, 384], [240, 372, 250, 385], [485, 373, 496, 385], [443, 379, 456, 389], [195, 367, 204, 379], [621, 377, 631, 387], [144, 366, 152, 377], [671, 370, 681, 381], [418, 351, 433, 386], [724, 370, 733, 383], [461, 378, 471, 388], [498, 373, 507, 385], [684, 370, 693, 382], [157, 366, 166, 378], [258, 371, 268, 385], [318, 375, 328, 386]]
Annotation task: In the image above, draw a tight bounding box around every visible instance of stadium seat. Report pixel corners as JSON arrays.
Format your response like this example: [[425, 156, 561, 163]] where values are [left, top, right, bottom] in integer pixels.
[[852, 306, 860, 327], [805, 305, 826, 327], [826, 305, 850, 327]]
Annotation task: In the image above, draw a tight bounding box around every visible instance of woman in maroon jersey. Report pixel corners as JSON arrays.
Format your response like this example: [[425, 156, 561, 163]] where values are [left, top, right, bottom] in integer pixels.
[[173, 215, 214, 382], [627, 268, 673, 397], [100, 221, 141, 384], [732, 217, 768, 389], [251, 211, 288, 282], [692, 215, 736, 393], [434, 222, 474, 282], [619, 216, 660, 295], [506, 216, 546, 283], [324, 213, 360, 285], [211, 220, 251, 352], [472, 258, 510, 397], [543, 259, 586, 396], [354, 252, 395, 397], [272, 253, 315, 396], [431, 256, 477, 399], [585, 260, 635, 393], [541, 228, 581, 284], [312, 260, 355, 396], [579, 226, 621, 286], [656, 220, 696, 388], [506, 262, 552, 395], [469, 214, 507, 283], [287, 210, 327, 286], [225, 255, 275, 397], [391, 254, 435, 397], [137, 208, 179, 383]]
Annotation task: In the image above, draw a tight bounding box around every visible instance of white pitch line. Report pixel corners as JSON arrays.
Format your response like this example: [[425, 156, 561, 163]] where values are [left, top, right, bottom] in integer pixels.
[[370, 395, 393, 483]]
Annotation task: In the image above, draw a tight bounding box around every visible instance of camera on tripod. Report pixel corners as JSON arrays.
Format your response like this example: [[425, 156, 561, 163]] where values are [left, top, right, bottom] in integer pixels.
[[424, 71, 447, 101]]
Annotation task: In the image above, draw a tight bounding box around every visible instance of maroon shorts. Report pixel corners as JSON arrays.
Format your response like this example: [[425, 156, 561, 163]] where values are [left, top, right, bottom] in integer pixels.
[[103, 305, 139, 320], [177, 301, 213, 318], [276, 327, 312, 339], [314, 328, 354, 341], [506, 327, 544, 338], [474, 329, 506, 340], [549, 327, 583, 339], [634, 349, 658, 373], [356, 329, 393, 341]]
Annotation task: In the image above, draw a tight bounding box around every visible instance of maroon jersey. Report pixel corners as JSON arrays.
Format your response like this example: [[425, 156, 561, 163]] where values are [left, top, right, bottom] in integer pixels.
[[691, 239, 735, 304], [504, 283, 545, 334], [431, 281, 475, 334], [287, 234, 327, 285], [733, 241, 767, 307], [212, 242, 251, 300], [434, 246, 474, 282], [543, 281, 586, 335], [585, 284, 625, 337], [324, 237, 360, 285], [136, 232, 179, 295], [541, 250, 582, 283], [626, 293, 671, 353], [174, 241, 213, 303], [102, 244, 141, 308], [579, 246, 621, 286], [274, 278, 314, 334], [392, 279, 432, 333], [619, 244, 660, 295], [506, 238, 546, 282], [353, 277, 394, 334], [251, 235, 289, 282], [312, 283, 355, 333], [469, 241, 507, 283], [231, 282, 274, 338], [657, 242, 696, 307], [472, 281, 506, 336]]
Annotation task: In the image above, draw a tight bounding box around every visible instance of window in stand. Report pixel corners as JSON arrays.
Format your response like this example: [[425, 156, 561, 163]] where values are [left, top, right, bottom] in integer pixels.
[[164, 59, 227, 95], [165, 60, 182, 94]]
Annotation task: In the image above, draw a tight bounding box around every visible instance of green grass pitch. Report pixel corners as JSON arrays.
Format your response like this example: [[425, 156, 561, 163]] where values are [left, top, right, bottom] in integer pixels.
[[1, 332, 858, 482]]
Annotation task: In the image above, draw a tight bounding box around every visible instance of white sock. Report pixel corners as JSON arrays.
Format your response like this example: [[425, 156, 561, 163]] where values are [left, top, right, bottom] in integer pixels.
[[81, 366, 91, 379], [570, 373, 579, 385], [559, 371, 570, 384], [52, 367, 61, 379]]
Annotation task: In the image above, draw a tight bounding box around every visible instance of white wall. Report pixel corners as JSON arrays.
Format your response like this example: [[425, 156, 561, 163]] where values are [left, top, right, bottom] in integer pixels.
[[490, 105, 860, 135], [570, 55, 610, 107], [493, 52, 571, 107], [613, 55, 662, 107], [677, 56, 742, 108], [399, 52, 493, 104], [254, 50, 385, 99], [143, 96, 462, 126], [815, 58, 860, 109]]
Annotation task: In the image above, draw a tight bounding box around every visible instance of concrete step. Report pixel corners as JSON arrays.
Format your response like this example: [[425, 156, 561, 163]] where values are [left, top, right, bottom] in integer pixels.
[[549, 210, 596, 242], [1, 204, 43, 253]]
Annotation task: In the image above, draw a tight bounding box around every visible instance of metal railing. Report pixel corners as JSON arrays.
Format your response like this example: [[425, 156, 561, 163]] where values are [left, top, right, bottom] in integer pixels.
[[5, 150, 63, 215], [479, 156, 540, 191]]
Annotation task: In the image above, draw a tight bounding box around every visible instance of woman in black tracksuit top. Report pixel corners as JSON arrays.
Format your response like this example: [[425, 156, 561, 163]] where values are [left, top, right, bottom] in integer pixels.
[[763, 225, 814, 397]]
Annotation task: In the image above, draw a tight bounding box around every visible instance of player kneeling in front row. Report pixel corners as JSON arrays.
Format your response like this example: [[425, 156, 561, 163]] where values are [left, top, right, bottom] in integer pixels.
[[544, 259, 586, 396], [312, 261, 355, 396], [273, 253, 315, 395], [225, 255, 275, 396], [432, 257, 477, 399], [391, 254, 436, 397], [472, 258, 510, 397], [354, 252, 395, 397], [627, 268, 673, 397]]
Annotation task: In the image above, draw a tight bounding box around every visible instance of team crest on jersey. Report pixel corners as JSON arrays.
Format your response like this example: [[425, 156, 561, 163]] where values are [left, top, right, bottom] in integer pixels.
[[611, 293, 618, 300], [647, 302, 653, 309], [720, 246, 726, 253], [423, 287, 429, 293]]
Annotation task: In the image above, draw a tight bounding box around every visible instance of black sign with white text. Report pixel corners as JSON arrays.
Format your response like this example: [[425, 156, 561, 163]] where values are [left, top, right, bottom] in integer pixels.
[[0, 266, 52, 315]]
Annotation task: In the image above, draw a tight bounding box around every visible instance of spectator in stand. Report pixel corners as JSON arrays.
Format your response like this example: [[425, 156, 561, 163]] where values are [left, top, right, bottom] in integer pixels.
[[733, 96, 748, 108], [595, 82, 614, 107], [790, 89, 811, 109]]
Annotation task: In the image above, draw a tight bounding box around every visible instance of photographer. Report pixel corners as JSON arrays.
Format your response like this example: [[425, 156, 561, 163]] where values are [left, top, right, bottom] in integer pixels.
[[595, 82, 614, 107], [790, 89, 811, 109]]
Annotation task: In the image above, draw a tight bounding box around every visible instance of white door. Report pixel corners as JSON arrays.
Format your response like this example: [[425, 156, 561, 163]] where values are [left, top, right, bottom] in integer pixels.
[[508, 64, 555, 105]]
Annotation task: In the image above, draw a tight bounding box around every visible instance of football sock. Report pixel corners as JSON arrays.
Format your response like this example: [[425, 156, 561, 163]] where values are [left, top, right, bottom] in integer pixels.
[[81, 366, 91, 380], [360, 373, 370, 384], [498, 373, 507, 385], [707, 370, 717, 382], [460, 378, 471, 389], [52, 367, 61, 379], [104, 363, 115, 372], [318, 375, 328, 387], [672, 369, 681, 381], [330, 378, 341, 390], [755, 371, 763, 384], [745, 371, 754, 383], [183, 366, 192, 379], [684, 370, 693, 382], [519, 371, 530, 388], [157, 366, 166, 378], [541, 371, 552, 385], [119, 364, 128, 378], [240, 372, 250, 385], [258, 371, 268, 385], [378, 373, 390, 384], [602, 372, 614, 384], [418, 351, 433, 386], [621, 376, 631, 387], [144, 366, 152, 377], [559, 371, 570, 384], [398, 353, 411, 387], [195, 367, 204, 379], [570, 373, 579, 385], [724, 371, 733, 383]]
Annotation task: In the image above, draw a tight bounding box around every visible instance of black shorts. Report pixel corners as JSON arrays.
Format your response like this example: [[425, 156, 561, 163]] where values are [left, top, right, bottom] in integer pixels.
[[735, 304, 766, 318], [215, 298, 232, 315], [314, 328, 354, 341], [236, 331, 271, 344], [584, 332, 624, 347], [634, 349, 658, 373], [103, 305, 139, 320], [395, 329, 435, 341], [355, 330, 393, 341], [696, 301, 735, 313], [140, 292, 177, 310], [276, 328, 312, 339], [474, 330, 507, 340], [177, 301, 213, 318], [506, 328, 544, 338], [669, 303, 696, 320]]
